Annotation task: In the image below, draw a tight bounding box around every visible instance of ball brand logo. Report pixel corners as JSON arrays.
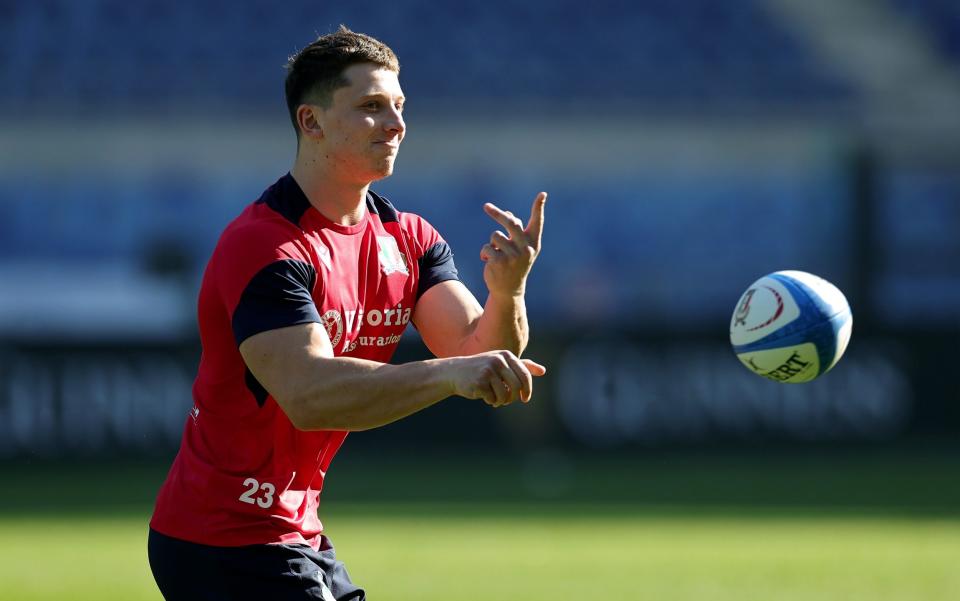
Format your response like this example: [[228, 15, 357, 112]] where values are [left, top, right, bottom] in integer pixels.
[[733, 288, 756, 327], [745, 286, 784, 332], [763, 351, 812, 382]]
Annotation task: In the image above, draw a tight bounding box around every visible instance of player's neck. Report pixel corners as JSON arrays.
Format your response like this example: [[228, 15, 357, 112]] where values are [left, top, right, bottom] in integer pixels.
[[291, 161, 369, 227]]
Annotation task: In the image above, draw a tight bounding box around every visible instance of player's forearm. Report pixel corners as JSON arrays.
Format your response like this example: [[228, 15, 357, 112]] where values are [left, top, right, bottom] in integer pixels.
[[457, 292, 529, 357], [283, 356, 455, 431]]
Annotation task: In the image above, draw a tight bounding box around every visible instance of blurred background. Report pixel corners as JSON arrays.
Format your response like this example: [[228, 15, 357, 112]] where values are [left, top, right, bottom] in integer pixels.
[[1, 1, 959, 600]]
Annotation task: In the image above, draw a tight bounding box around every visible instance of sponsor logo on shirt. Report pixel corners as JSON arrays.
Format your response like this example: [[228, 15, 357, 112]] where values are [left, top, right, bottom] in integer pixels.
[[322, 302, 412, 353], [321, 309, 343, 347]]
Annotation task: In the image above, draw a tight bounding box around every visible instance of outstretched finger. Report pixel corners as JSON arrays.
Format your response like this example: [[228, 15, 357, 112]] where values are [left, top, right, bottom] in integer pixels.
[[526, 192, 547, 250], [484, 203, 526, 240], [521, 358, 547, 377]]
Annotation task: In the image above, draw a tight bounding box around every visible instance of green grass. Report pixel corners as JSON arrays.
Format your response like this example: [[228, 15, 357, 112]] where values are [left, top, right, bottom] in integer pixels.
[[1, 508, 957, 600], [329, 508, 960, 601], [0, 515, 157, 601], [2, 448, 959, 600]]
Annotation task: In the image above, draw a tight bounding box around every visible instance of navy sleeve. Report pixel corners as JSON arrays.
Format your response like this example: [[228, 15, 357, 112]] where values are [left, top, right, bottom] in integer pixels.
[[231, 259, 322, 346], [417, 241, 461, 299]]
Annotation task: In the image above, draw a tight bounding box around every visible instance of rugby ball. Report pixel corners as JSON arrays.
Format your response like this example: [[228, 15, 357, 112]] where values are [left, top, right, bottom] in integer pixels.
[[730, 271, 852, 383]]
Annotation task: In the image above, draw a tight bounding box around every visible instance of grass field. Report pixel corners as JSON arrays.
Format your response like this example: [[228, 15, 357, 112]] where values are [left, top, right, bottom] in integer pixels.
[[2, 447, 959, 600]]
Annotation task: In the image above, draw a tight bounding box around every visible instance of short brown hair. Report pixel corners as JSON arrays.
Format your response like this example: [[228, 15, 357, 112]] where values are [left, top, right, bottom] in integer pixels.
[[284, 26, 400, 137]]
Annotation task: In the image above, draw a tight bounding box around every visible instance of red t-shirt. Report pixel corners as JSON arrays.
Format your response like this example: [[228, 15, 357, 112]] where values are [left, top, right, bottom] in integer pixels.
[[150, 173, 459, 548]]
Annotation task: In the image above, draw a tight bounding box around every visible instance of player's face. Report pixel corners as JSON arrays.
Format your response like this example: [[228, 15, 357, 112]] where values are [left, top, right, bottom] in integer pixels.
[[319, 63, 406, 183]]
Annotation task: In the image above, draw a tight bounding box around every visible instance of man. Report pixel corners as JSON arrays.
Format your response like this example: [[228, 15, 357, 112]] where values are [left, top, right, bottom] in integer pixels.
[[148, 26, 546, 600]]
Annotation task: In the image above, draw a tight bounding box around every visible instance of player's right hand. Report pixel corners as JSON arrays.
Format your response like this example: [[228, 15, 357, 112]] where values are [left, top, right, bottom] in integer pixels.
[[446, 350, 547, 407]]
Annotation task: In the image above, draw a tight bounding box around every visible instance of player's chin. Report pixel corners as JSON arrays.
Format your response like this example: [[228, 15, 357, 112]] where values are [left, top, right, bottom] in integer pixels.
[[368, 159, 397, 181]]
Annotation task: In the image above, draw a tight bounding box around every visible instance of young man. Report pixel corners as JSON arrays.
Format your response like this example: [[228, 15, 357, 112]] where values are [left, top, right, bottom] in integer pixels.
[[148, 27, 547, 600]]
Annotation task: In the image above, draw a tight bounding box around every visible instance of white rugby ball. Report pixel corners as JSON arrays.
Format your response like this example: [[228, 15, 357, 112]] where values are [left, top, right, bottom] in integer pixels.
[[730, 271, 852, 383]]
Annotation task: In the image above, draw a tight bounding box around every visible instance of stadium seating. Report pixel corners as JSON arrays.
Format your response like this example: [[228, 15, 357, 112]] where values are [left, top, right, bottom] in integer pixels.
[[0, 0, 854, 112], [4, 1, 958, 330]]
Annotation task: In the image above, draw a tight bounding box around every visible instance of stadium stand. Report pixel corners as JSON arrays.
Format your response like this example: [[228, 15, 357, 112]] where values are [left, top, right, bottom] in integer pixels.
[[0, 0, 855, 112], [3, 1, 958, 333]]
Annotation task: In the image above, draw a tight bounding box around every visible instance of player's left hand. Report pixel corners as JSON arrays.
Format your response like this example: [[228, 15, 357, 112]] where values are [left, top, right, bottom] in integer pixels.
[[480, 192, 546, 297]]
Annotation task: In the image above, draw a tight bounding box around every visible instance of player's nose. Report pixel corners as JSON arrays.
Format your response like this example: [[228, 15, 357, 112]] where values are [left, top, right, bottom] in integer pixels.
[[384, 108, 405, 137]]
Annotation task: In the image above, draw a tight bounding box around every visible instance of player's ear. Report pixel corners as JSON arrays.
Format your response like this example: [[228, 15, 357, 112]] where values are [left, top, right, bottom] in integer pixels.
[[296, 104, 324, 140]]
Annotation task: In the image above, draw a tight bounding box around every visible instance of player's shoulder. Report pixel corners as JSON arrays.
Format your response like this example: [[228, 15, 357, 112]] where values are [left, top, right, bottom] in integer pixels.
[[213, 188, 312, 271], [218, 205, 303, 255]]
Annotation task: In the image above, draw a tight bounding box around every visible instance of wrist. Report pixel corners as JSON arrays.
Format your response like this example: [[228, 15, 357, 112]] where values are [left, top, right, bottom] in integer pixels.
[[426, 356, 461, 397], [487, 288, 525, 302]]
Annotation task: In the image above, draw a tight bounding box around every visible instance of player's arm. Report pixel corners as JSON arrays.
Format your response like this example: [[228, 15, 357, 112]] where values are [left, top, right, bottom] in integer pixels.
[[239, 322, 545, 431], [413, 192, 546, 358]]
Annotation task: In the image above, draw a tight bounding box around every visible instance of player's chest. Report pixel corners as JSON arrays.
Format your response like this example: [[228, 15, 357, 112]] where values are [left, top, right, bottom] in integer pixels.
[[307, 229, 415, 355]]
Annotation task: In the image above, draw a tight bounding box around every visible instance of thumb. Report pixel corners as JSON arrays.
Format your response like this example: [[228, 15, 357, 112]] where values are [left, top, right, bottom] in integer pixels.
[[522, 359, 547, 376]]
